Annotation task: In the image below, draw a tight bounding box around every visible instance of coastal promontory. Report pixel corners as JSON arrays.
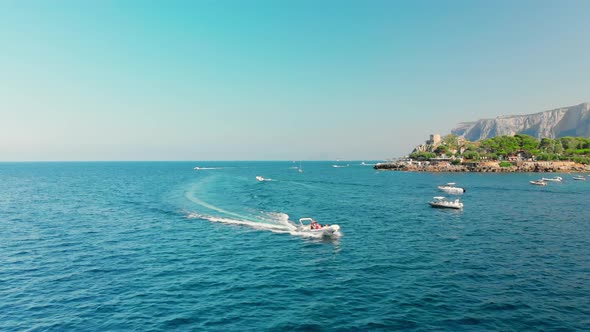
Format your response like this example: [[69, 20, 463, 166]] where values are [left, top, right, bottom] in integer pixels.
[[376, 132, 590, 173]]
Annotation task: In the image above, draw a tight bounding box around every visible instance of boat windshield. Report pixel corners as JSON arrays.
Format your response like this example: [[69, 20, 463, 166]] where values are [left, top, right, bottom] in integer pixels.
[[298, 218, 314, 225]]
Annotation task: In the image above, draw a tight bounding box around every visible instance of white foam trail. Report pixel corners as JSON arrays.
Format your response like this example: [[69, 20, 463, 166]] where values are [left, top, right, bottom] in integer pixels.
[[185, 190, 253, 221], [187, 212, 293, 233], [194, 167, 222, 170], [256, 176, 273, 182], [258, 212, 296, 230]]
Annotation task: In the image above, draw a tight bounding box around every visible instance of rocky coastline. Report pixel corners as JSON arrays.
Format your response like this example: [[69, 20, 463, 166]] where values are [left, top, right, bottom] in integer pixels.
[[374, 161, 590, 173]]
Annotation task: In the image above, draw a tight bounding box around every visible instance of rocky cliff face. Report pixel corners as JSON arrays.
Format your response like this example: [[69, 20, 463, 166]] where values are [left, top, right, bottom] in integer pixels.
[[452, 103, 590, 141]]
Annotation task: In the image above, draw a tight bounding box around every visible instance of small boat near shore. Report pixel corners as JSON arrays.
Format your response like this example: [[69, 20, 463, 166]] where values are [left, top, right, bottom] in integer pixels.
[[530, 180, 548, 186], [572, 175, 587, 181], [429, 196, 463, 209], [437, 183, 466, 194], [541, 176, 563, 182]]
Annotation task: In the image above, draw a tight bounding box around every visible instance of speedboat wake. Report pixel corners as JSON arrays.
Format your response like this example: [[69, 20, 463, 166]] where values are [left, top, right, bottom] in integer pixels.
[[184, 180, 341, 239], [187, 212, 342, 239]]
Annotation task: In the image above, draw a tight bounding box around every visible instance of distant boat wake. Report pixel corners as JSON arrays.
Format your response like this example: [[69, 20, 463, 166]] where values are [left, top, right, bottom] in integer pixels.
[[256, 176, 273, 182], [194, 167, 222, 170]]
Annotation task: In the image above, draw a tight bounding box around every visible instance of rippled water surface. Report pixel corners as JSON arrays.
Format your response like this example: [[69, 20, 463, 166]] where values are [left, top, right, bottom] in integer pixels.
[[1, 162, 589, 331]]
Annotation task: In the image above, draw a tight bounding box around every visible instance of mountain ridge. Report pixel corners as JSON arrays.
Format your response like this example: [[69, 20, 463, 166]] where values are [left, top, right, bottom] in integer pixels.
[[452, 102, 590, 141]]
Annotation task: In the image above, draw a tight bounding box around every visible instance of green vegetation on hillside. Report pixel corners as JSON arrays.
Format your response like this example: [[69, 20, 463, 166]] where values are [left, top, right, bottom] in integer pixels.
[[410, 134, 590, 164]]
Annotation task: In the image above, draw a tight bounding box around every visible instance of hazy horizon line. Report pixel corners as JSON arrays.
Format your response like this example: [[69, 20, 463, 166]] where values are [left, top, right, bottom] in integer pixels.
[[0, 159, 389, 163]]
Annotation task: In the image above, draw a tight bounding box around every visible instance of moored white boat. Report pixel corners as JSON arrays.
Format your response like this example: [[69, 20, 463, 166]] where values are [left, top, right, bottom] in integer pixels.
[[437, 183, 466, 194], [429, 196, 463, 209], [296, 218, 341, 237], [530, 180, 548, 186], [541, 176, 563, 182], [572, 175, 587, 181]]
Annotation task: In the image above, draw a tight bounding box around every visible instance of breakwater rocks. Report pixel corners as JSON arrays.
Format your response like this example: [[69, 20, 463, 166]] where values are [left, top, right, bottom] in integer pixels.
[[374, 161, 590, 173]]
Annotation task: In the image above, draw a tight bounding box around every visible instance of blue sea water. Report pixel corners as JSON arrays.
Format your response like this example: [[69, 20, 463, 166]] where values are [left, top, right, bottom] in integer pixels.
[[1, 161, 589, 331]]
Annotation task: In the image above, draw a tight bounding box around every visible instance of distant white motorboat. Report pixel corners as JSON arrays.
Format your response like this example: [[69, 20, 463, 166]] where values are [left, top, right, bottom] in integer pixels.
[[530, 180, 548, 186], [572, 175, 587, 181], [437, 183, 466, 194], [332, 164, 350, 168], [256, 176, 272, 182], [296, 218, 341, 238], [541, 176, 563, 182], [429, 196, 463, 209]]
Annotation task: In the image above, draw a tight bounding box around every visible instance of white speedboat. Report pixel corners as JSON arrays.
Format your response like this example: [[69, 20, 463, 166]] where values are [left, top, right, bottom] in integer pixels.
[[256, 176, 272, 182], [296, 218, 340, 237], [332, 164, 350, 168], [530, 180, 548, 186], [437, 183, 466, 194], [573, 175, 587, 181], [429, 197, 463, 209], [541, 176, 563, 182]]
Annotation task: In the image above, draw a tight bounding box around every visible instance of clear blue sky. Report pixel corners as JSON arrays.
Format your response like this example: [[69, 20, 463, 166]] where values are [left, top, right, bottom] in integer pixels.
[[1, 0, 589, 161]]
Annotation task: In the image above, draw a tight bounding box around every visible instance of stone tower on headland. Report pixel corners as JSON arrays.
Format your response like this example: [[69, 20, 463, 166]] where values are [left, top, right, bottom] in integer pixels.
[[412, 134, 442, 153], [426, 134, 441, 146]]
